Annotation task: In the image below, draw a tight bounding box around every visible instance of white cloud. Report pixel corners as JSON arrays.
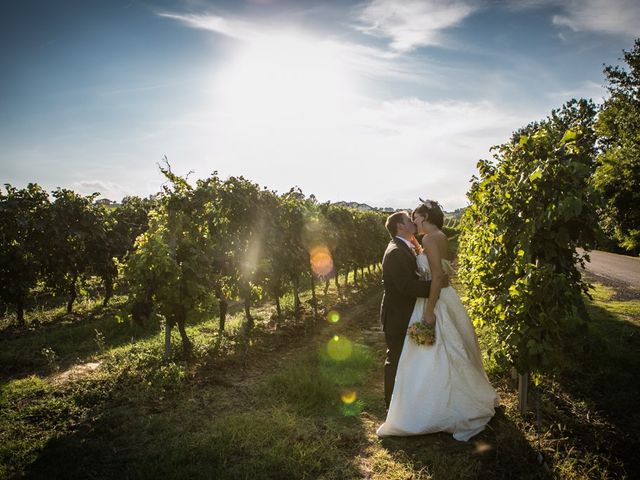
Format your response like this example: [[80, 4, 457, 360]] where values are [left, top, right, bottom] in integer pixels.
[[157, 12, 262, 42], [552, 0, 640, 37], [148, 5, 554, 209], [354, 0, 479, 52], [507, 0, 640, 37], [148, 7, 536, 209], [546, 80, 607, 103], [158, 10, 452, 84], [12, 1, 602, 213], [109, 92, 527, 210], [348, 97, 526, 208], [71, 180, 129, 200], [178, 93, 527, 210], [161, 3, 482, 56], [505, 0, 557, 8]]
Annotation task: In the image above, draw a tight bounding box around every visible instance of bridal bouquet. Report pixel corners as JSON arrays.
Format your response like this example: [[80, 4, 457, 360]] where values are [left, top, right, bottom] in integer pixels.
[[407, 322, 436, 346]]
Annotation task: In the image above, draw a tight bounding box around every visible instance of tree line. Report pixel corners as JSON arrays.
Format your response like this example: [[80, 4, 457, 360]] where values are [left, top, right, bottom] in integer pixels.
[[0, 187, 152, 325], [124, 162, 390, 355], [1, 164, 390, 355]]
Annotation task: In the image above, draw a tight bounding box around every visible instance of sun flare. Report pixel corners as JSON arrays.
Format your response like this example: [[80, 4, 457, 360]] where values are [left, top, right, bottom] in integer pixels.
[[212, 33, 358, 126]]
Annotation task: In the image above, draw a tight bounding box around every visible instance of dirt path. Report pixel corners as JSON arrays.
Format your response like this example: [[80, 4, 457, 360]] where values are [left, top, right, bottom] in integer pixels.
[[190, 287, 386, 415], [196, 287, 512, 479], [53, 361, 102, 385]]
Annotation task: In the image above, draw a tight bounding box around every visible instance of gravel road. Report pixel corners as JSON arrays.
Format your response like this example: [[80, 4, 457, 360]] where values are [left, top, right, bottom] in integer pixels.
[[579, 249, 640, 299]]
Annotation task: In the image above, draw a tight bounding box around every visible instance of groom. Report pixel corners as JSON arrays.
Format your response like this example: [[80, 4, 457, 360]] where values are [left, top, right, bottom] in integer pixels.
[[380, 211, 443, 408]]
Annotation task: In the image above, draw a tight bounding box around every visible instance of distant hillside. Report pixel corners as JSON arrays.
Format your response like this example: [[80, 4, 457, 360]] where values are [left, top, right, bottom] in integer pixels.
[[331, 201, 467, 217], [96, 197, 465, 217], [447, 207, 467, 219], [331, 201, 395, 212]]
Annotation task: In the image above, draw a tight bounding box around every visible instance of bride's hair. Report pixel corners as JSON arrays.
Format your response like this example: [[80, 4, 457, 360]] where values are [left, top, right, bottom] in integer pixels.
[[412, 199, 444, 229]]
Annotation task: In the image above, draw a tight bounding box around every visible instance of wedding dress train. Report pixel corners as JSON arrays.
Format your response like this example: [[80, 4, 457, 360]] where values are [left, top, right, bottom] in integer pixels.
[[377, 254, 499, 441]]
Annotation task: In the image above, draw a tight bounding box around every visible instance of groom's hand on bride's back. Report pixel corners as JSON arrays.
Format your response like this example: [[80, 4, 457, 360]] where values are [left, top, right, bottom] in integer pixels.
[[440, 273, 450, 289]]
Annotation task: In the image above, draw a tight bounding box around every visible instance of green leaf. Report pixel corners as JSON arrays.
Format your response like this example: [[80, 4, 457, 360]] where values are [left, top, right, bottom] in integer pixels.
[[560, 129, 577, 144], [532, 372, 543, 386], [528, 168, 542, 182]]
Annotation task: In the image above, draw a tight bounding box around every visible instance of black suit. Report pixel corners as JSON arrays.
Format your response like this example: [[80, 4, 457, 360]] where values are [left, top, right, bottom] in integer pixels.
[[380, 237, 431, 407]]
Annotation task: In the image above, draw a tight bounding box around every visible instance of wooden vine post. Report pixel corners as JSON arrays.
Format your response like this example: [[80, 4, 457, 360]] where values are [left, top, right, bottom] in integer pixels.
[[518, 372, 528, 414]]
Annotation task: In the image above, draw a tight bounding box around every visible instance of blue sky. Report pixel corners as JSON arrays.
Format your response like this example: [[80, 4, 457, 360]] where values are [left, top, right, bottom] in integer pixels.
[[1, 0, 638, 210]]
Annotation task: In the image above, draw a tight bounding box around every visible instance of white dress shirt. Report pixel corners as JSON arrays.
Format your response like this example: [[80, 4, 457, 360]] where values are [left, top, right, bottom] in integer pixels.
[[395, 235, 416, 253]]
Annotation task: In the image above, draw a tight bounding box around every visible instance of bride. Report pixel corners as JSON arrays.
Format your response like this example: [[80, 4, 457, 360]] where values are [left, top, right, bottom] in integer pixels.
[[377, 199, 499, 441]]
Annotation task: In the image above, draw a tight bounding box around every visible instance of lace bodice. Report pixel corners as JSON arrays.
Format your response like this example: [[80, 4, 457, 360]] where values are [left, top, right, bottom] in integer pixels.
[[417, 253, 454, 281]]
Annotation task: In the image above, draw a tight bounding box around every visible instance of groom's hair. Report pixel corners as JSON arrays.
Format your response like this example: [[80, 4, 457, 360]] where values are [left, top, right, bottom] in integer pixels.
[[385, 211, 408, 237], [412, 201, 444, 229]]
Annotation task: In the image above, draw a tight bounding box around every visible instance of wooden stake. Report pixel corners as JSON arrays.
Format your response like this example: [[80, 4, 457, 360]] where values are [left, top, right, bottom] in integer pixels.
[[518, 372, 529, 414]]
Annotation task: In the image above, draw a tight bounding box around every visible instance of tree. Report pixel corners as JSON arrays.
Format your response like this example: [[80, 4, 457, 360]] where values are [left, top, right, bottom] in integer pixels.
[[96, 196, 152, 306], [512, 98, 598, 164], [301, 198, 328, 320], [45, 189, 104, 313], [125, 163, 211, 357], [595, 38, 640, 254], [279, 189, 311, 319], [0, 184, 50, 325], [81, 203, 120, 307], [459, 101, 601, 384], [110, 196, 153, 259], [321, 205, 354, 294], [216, 176, 263, 329], [359, 209, 388, 275], [191, 174, 231, 334], [258, 189, 290, 325]]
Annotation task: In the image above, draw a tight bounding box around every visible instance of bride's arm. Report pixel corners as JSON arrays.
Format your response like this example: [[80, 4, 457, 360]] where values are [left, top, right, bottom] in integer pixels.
[[422, 235, 444, 325]]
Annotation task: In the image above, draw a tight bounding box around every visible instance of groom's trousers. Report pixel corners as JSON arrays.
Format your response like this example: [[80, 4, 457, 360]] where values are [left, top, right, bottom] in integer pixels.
[[384, 332, 405, 408]]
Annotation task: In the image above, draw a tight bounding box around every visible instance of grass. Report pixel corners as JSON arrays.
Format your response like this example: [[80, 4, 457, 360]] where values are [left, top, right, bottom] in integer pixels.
[[543, 283, 640, 478], [0, 294, 154, 377], [1, 271, 639, 479]]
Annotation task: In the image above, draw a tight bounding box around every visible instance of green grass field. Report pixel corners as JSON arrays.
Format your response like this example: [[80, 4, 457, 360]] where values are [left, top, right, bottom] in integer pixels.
[[1, 275, 638, 479]]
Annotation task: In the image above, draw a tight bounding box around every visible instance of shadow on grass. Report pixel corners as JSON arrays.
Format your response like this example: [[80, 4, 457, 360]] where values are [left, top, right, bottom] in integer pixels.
[[24, 402, 369, 479], [0, 299, 162, 381], [0, 293, 257, 382], [0, 279, 130, 334], [0, 269, 381, 381], [10, 279, 382, 479], [369, 390, 550, 480], [546, 298, 640, 478], [22, 337, 375, 479]]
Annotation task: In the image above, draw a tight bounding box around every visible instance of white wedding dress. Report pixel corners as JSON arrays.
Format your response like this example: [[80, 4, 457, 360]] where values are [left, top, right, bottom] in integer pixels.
[[377, 253, 499, 441]]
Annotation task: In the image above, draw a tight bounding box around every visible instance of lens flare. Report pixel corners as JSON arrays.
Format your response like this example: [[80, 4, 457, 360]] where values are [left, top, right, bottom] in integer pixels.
[[339, 399, 363, 417], [341, 390, 357, 404], [327, 310, 340, 323], [309, 245, 334, 278], [327, 335, 353, 361], [473, 441, 493, 454]]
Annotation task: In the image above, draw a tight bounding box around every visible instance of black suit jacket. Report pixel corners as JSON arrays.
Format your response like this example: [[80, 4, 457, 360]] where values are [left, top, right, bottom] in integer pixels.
[[380, 238, 431, 338]]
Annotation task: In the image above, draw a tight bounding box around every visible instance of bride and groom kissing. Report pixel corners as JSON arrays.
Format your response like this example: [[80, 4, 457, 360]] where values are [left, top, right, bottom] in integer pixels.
[[377, 199, 499, 441]]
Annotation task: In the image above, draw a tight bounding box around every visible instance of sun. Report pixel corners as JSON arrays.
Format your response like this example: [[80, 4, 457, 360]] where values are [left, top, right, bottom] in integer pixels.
[[212, 33, 357, 126]]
